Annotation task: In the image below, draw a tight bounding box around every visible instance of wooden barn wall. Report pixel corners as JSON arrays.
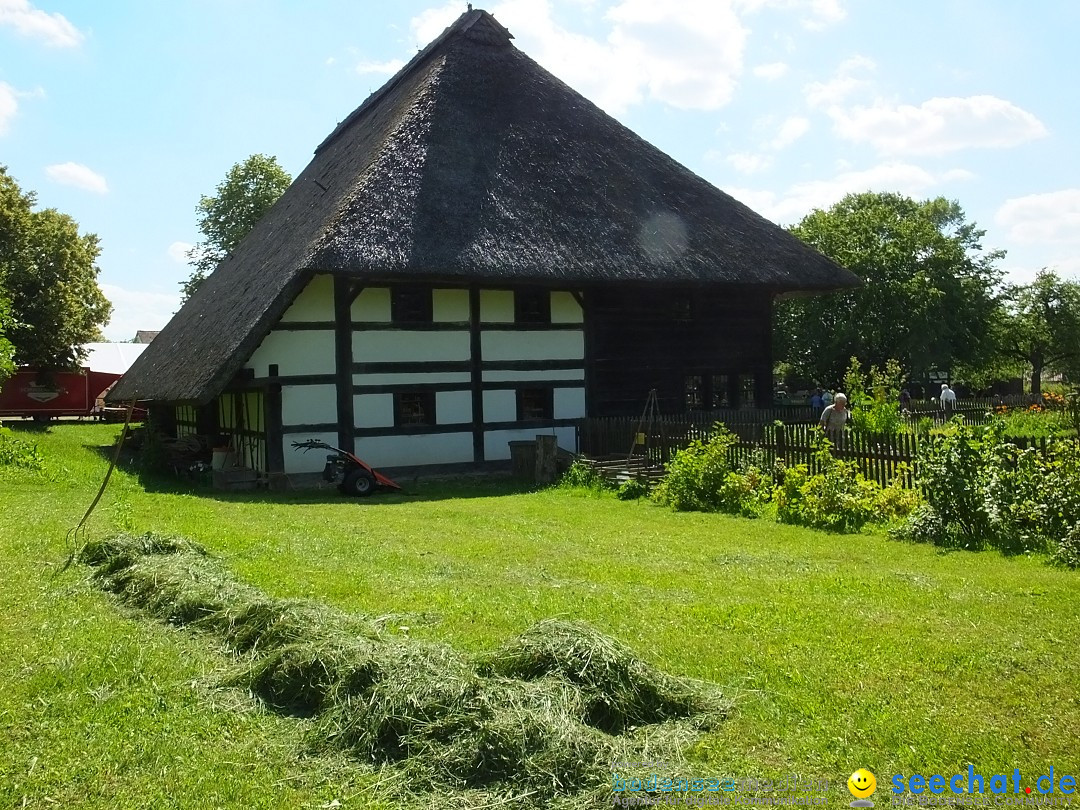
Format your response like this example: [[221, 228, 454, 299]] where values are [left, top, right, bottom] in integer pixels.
[[585, 287, 773, 417]]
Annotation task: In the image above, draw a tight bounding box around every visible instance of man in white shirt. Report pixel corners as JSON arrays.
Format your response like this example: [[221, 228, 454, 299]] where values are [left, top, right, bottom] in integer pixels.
[[940, 383, 957, 418]]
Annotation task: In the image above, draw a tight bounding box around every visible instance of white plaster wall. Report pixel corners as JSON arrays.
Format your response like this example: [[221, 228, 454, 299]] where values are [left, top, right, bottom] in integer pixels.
[[483, 390, 516, 422], [355, 433, 474, 467], [554, 387, 587, 419], [437, 391, 473, 424], [283, 431, 338, 474], [354, 372, 471, 386], [246, 330, 335, 376], [355, 394, 395, 428], [481, 331, 584, 362], [433, 289, 469, 322], [282, 384, 337, 425], [352, 287, 391, 321], [480, 290, 514, 322], [484, 427, 576, 461], [353, 331, 470, 363], [550, 292, 582, 324], [279, 274, 334, 322], [482, 368, 584, 383]]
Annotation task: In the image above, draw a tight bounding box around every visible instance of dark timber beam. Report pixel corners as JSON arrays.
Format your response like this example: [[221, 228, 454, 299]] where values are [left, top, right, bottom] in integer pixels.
[[469, 286, 484, 462], [334, 278, 363, 453]]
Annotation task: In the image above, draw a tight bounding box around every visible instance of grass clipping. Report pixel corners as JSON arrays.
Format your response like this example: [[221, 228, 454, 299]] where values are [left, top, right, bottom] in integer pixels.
[[81, 533, 728, 808]]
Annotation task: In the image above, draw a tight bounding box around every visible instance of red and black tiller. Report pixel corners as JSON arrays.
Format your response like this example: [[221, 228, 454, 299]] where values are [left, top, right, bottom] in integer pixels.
[[291, 439, 402, 497]]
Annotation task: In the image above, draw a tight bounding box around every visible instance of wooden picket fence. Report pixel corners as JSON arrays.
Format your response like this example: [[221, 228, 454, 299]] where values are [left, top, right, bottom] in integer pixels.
[[576, 415, 1053, 489]]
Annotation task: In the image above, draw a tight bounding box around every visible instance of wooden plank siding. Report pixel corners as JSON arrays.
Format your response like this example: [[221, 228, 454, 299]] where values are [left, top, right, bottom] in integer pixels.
[[585, 286, 773, 417]]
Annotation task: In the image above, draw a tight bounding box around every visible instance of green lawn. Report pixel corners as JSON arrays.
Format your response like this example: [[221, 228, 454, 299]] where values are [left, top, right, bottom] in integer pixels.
[[2, 423, 1079, 809]]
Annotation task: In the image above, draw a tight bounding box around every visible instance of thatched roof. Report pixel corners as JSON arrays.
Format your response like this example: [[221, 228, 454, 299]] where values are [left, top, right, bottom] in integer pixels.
[[111, 9, 858, 404]]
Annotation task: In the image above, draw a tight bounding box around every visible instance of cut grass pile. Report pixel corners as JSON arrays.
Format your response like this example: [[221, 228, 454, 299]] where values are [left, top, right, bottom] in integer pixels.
[[80, 532, 728, 808]]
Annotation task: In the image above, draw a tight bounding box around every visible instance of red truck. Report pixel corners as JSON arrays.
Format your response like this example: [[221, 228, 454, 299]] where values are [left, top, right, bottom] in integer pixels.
[[0, 343, 148, 422]]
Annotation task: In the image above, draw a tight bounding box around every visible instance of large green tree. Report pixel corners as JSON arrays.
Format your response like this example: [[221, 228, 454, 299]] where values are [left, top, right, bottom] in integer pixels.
[[996, 270, 1080, 395], [181, 154, 291, 302], [777, 192, 1004, 385], [0, 166, 112, 370], [0, 295, 14, 386]]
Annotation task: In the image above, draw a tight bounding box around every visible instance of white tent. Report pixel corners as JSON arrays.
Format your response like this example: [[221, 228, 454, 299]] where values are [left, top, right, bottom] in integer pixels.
[[83, 343, 149, 375]]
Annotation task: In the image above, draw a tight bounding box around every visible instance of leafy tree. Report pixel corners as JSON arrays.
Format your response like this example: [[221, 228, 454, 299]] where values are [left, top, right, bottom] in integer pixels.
[[0, 295, 14, 386], [0, 166, 112, 370], [997, 269, 1080, 395], [181, 154, 291, 302], [777, 192, 1004, 385]]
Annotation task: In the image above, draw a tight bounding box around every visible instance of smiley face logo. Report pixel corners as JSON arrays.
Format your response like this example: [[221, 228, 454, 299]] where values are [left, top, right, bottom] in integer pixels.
[[848, 769, 877, 799]]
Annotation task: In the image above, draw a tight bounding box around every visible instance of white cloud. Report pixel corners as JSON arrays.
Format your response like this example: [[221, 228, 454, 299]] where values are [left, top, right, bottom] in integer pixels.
[[45, 162, 108, 194], [0, 0, 83, 47], [995, 189, 1080, 245], [100, 284, 181, 342], [167, 241, 193, 264], [769, 115, 810, 149], [800, 0, 845, 30], [0, 82, 16, 135], [830, 95, 1048, 156], [753, 61, 788, 80], [725, 161, 973, 225], [736, 0, 846, 30], [411, 0, 749, 113], [726, 152, 773, 174], [804, 55, 874, 108], [356, 58, 405, 76]]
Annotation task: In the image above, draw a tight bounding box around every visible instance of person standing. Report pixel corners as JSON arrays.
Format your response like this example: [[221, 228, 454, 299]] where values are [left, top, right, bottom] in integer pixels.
[[940, 383, 957, 419], [822, 389, 834, 407], [819, 392, 849, 444], [810, 388, 824, 411]]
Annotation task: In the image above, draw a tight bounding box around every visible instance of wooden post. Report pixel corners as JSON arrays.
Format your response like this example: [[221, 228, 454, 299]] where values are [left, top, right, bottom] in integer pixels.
[[535, 434, 558, 485]]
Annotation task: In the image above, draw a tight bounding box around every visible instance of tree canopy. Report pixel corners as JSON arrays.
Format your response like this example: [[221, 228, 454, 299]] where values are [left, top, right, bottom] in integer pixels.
[[776, 192, 1004, 385], [181, 154, 292, 302], [0, 166, 112, 371], [996, 270, 1080, 395]]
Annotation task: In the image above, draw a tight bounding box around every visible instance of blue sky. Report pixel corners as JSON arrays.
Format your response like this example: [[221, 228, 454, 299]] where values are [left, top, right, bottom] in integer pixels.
[[1, 0, 1077, 340]]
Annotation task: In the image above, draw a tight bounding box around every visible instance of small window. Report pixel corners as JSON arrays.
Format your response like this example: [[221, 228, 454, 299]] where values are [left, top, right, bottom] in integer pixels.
[[394, 391, 436, 426], [711, 375, 730, 408], [685, 375, 704, 410], [739, 375, 756, 409], [514, 290, 551, 324], [516, 388, 554, 421], [391, 286, 432, 323]]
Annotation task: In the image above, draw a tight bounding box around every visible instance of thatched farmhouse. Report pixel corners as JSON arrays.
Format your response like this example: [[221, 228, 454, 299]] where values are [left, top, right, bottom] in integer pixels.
[[111, 8, 857, 478]]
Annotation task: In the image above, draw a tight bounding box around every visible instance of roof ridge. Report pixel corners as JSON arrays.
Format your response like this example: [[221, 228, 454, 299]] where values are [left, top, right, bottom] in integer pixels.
[[315, 8, 510, 155]]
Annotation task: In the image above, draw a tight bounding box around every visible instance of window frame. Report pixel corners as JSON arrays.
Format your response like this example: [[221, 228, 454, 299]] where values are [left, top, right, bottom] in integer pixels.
[[516, 387, 554, 421], [390, 285, 433, 324], [514, 289, 551, 324], [393, 391, 437, 427]]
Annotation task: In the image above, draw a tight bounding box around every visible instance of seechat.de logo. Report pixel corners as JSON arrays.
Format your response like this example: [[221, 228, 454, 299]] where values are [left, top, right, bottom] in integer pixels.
[[849, 769, 878, 808]]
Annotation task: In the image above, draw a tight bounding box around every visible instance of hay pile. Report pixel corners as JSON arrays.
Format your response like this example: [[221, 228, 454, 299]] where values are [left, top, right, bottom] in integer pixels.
[[81, 533, 728, 807]]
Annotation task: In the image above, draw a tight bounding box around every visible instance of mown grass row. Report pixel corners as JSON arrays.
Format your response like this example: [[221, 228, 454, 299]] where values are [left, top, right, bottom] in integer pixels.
[[80, 532, 727, 808]]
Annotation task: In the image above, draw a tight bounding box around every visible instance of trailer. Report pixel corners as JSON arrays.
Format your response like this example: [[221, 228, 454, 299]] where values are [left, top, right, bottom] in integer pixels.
[[0, 343, 148, 422]]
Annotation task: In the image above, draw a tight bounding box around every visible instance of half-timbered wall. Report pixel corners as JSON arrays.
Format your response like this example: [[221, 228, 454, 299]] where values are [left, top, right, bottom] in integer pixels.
[[241, 274, 586, 474]]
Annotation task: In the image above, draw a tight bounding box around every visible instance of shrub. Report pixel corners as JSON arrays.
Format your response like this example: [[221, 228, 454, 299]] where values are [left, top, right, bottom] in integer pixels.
[[615, 478, 649, 500], [898, 417, 1080, 559], [775, 451, 881, 534], [1053, 522, 1080, 569], [844, 356, 905, 435], [0, 425, 45, 472], [559, 460, 612, 493], [652, 426, 767, 516]]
